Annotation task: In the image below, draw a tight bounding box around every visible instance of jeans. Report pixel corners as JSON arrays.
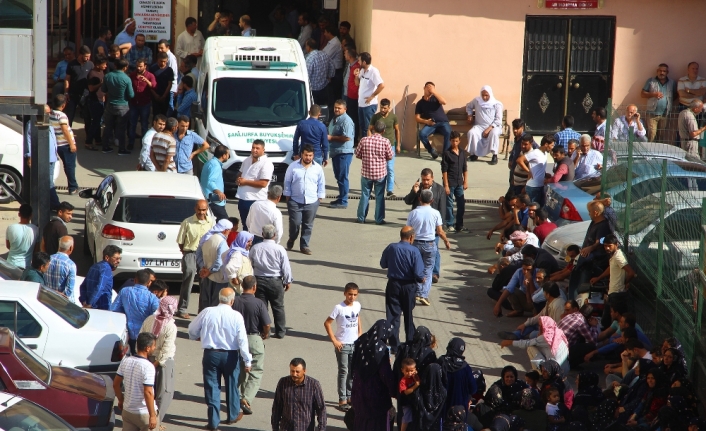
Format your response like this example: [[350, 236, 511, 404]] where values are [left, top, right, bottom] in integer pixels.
[[314, 155, 323, 165], [445, 185, 466, 228], [511, 325, 539, 340], [178, 251, 197, 313], [56, 145, 78, 192], [385, 278, 417, 351], [525, 185, 545, 207], [202, 349, 241, 429], [255, 276, 286, 337], [386, 147, 396, 192], [238, 199, 256, 231], [65, 97, 79, 126], [209, 202, 229, 222], [84, 100, 104, 145], [129, 104, 151, 147], [345, 96, 360, 142], [103, 104, 130, 151], [335, 343, 354, 402], [358, 104, 378, 138], [331, 153, 353, 206], [239, 334, 265, 404], [414, 240, 436, 298], [287, 199, 319, 249], [418, 122, 452, 154], [433, 236, 441, 277], [167, 91, 176, 117], [357, 176, 386, 223]]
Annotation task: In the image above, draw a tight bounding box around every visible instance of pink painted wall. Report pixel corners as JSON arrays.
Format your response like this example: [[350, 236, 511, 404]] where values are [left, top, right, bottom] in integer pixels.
[[369, 0, 706, 148]]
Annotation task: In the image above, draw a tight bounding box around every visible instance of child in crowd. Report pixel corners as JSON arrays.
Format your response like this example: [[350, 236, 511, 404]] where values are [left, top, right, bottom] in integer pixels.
[[399, 357, 421, 431], [525, 370, 541, 392], [324, 283, 362, 412], [544, 387, 566, 431]]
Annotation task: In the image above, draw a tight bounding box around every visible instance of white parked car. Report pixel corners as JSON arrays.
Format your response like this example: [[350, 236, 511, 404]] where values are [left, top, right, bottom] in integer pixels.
[[81, 171, 211, 280], [0, 281, 128, 373], [0, 115, 60, 204]]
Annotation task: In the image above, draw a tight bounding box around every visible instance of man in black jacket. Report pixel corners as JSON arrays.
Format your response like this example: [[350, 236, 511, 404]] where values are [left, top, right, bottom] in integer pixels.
[[403, 168, 446, 283]]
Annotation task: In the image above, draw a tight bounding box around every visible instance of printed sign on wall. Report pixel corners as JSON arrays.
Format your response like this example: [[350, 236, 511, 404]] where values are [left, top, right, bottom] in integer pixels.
[[133, 0, 171, 42]]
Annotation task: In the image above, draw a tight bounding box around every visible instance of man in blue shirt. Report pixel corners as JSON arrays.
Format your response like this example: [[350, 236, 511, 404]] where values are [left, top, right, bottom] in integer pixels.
[[111, 269, 160, 354], [79, 245, 122, 310], [328, 100, 355, 209], [491, 257, 537, 318], [174, 115, 209, 175], [200, 144, 230, 221], [52, 47, 74, 99], [554, 115, 581, 151], [380, 226, 424, 354], [176, 75, 198, 119], [283, 144, 326, 254], [292, 105, 329, 165]]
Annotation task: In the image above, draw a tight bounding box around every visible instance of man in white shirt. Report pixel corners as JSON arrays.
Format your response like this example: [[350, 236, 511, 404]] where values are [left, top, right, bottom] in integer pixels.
[[138, 115, 166, 171], [516, 134, 550, 207], [355, 52, 385, 139], [322, 25, 343, 107], [246, 185, 284, 245], [591, 107, 607, 138], [236, 140, 274, 231], [406, 190, 451, 306], [589, 234, 636, 328], [188, 287, 251, 430], [113, 332, 159, 431], [611, 104, 647, 142], [574, 134, 603, 180], [296, 13, 313, 49], [175, 17, 205, 68]]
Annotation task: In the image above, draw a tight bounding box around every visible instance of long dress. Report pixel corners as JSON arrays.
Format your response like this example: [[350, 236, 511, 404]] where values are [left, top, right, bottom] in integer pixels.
[[351, 352, 396, 431], [466, 86, 503, 157]]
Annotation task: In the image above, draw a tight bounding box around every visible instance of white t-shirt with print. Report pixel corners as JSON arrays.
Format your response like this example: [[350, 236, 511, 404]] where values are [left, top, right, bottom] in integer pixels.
[[329, 301, 361, 344], [358, 65, 383, 107]]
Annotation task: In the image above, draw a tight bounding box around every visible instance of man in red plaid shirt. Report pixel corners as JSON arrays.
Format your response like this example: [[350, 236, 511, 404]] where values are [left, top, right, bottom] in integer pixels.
[[355, 120, 393, 224]]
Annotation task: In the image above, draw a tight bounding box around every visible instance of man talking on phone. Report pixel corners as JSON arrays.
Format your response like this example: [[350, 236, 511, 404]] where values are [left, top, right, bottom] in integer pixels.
[[415, 82, 451, 160], [403, 168, 446, 284], [610, 104, 647, 142]]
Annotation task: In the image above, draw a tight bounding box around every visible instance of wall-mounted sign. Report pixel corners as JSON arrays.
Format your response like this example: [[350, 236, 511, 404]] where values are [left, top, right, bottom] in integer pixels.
[[545, 0, 599, 9], [133, 0, 171, 42]]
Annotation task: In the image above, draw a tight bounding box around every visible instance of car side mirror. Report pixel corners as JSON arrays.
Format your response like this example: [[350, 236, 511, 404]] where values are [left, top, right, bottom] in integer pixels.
[[78, 189, 94, 199], [191, 102, 203, 121], [319, 105, 329, 124]]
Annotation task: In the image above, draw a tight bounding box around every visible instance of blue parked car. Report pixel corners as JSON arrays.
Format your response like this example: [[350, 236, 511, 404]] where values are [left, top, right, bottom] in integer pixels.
[[545, 160, 706, 226]]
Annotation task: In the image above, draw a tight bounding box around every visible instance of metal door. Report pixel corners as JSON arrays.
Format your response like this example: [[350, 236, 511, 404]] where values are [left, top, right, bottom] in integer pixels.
[[521, 17, 615, 134]]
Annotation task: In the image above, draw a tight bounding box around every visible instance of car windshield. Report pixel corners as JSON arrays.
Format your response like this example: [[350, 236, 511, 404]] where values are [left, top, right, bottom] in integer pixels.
[[0, 398, 73, 431], [14, 339, 50, 385], [36, 287, 89, 329], [212, 77, 307, 127], [112, 197, 200, 225]]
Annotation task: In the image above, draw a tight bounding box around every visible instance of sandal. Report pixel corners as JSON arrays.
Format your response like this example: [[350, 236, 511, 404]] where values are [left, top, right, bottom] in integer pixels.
[[84, 145, 99, 151]]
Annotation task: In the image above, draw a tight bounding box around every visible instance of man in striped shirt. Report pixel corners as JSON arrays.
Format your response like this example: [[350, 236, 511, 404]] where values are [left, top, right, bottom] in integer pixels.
[[150, 117, 178, 172], [113, 332, 159, 431]]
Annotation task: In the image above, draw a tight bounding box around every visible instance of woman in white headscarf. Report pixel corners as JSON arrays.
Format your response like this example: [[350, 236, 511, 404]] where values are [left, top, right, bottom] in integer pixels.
[[140, 295, 178, 423], [221, 231, 254, 295], [465, 85, 503, 164]]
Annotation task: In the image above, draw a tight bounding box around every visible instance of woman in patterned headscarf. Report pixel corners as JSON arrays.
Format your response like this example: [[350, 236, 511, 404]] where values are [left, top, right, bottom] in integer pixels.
[[140, 295, 179, 422], [350, 319, 396, 431], [491, 366, 528, 412]]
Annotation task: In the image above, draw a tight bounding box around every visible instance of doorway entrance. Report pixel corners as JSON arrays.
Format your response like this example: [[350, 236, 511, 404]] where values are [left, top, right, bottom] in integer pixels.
[[520, 16, 616, 134]]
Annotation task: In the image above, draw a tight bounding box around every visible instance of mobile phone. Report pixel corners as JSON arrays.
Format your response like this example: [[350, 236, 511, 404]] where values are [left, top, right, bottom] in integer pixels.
[[417, 178, 420, 183]]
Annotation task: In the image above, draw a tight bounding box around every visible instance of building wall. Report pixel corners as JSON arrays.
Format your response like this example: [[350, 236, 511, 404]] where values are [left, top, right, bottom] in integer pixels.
[[369, 0, 706, 148], [340, 0, 373, 52]]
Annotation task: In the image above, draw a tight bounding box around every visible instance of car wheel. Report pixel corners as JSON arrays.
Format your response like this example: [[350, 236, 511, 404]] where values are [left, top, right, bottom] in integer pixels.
[[0, 167, 22, 204]]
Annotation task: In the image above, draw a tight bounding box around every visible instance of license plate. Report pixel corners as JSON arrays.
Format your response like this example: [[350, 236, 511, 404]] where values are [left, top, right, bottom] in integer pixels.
[[271, 174, 278, 182], [140, 259, 181, 268]]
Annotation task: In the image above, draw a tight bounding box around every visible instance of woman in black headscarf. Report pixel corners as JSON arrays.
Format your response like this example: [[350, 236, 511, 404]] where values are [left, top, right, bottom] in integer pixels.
[[438, 338, 477, 420], [661, 337, 688, 374], [441, 405, 468, 431], [658, 347, 687, 383], [614, 358, 654, 424], [350, 319, 397, 431], [491, 366, 528, 412], [572, 371, 604, 409], [540, 359, 566, 403], [624, 368, 668, 428], [413, 362, 447, 431], [394, 326, 438, 429]]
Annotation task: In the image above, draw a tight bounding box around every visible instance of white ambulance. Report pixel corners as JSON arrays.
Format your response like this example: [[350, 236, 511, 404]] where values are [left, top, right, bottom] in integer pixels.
[[193, 36, 314, 190]]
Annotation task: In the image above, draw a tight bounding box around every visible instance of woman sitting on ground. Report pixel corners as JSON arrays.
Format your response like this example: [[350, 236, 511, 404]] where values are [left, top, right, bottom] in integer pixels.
[[500, 316, 570, 375], [490, 366, 528, 413]]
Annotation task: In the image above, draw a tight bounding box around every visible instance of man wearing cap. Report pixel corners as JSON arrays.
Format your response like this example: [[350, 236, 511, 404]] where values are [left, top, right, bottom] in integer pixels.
[[115, 18, 137, 56], [195, 219, 233, 312], [406, 189, 451, 306]]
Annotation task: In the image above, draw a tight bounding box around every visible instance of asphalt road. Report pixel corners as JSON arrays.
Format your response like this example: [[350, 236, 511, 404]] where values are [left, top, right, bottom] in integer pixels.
[[35, 128, 530, 431]]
